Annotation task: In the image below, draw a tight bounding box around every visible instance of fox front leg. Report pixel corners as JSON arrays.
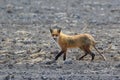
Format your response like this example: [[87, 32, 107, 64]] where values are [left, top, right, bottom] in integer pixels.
[[63, 52, 67, 61], [55, 51, 64, 60]]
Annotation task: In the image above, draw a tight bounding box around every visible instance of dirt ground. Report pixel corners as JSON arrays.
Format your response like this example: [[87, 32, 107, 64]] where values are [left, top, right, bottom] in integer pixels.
[[0, 0, 120, 80]]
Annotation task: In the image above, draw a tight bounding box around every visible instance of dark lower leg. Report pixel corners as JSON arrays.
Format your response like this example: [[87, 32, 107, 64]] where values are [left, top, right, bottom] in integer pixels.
[[90, 52, 95, 61], [63, 53, 66, 61], [79, 53, 88, 60], [55, 51, 64, 60]]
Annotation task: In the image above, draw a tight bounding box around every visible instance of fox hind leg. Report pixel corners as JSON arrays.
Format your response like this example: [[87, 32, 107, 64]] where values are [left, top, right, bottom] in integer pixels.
[[89, 52, 95, 61], [79, 46, 88, 60], [87, 49, 95, 61], [79, 52, 88, 60], [79, 46, 95, 61], [84, 46, 95, 61]]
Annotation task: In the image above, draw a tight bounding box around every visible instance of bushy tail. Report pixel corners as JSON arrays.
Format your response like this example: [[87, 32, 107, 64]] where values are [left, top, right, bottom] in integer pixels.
[[94, 46, 106, 61]]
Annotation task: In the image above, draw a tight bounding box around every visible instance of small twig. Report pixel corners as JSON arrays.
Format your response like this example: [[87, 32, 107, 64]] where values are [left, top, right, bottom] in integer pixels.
[[81, 26, 88, 33], [81, 21, 89, 33], [102, 43, 113, 53]]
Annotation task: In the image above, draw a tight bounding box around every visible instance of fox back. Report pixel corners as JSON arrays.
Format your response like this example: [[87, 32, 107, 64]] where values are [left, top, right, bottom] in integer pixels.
[[50, 28, 96, 50]]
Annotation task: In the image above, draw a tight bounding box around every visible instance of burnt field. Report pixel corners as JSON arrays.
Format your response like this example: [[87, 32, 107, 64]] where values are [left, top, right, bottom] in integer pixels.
[[0, 0, 120, 80]]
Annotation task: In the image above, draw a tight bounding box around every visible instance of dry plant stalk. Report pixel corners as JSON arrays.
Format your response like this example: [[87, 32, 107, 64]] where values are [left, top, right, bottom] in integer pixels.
[[102, 43, 113, 53], [81, 21, 89, 33]]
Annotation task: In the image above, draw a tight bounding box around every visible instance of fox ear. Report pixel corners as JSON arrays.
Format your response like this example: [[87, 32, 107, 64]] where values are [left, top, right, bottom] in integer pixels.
[[58, 28, 61, 33], [49, 28, 52, 33]]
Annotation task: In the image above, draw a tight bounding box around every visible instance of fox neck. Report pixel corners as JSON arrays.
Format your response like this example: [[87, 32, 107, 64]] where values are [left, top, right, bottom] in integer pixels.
[[59, 32, 65, 39], [58, 32, 67, 42]]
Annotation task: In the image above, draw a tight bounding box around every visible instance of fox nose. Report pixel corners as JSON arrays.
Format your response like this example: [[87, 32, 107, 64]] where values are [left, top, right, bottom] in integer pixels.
[[53, 37, 57, 41]]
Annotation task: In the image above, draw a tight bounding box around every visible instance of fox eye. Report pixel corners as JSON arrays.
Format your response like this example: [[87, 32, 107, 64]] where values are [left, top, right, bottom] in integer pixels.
[[52, 34, 58, 36], [55, 34, 58, 36], [52, 34, 54, 36]]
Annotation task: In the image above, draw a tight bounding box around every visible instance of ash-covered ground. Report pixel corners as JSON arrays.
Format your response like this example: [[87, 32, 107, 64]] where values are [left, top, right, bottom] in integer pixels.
[[0, 0, 120, 80]]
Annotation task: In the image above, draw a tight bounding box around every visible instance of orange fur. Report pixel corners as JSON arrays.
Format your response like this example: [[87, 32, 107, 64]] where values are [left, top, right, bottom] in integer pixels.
[[58, 32, 95, 50], [50, 28, 106, 61]]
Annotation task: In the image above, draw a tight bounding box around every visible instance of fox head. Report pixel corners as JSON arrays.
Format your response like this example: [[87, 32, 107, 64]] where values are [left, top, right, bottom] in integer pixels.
[[50, 28, 61, 41]]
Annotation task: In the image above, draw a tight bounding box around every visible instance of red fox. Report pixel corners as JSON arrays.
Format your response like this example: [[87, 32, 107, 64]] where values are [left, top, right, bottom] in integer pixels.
[[50, 27, 106, 61]]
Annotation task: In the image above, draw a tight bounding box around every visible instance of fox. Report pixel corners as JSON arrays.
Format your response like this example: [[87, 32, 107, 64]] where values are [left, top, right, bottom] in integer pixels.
[[50, 27, 106, 61]]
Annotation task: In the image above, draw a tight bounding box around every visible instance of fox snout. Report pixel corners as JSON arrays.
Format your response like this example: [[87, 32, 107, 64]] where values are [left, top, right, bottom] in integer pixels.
[[53, 36, 58, 41], [53, 38, 57, 41]]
